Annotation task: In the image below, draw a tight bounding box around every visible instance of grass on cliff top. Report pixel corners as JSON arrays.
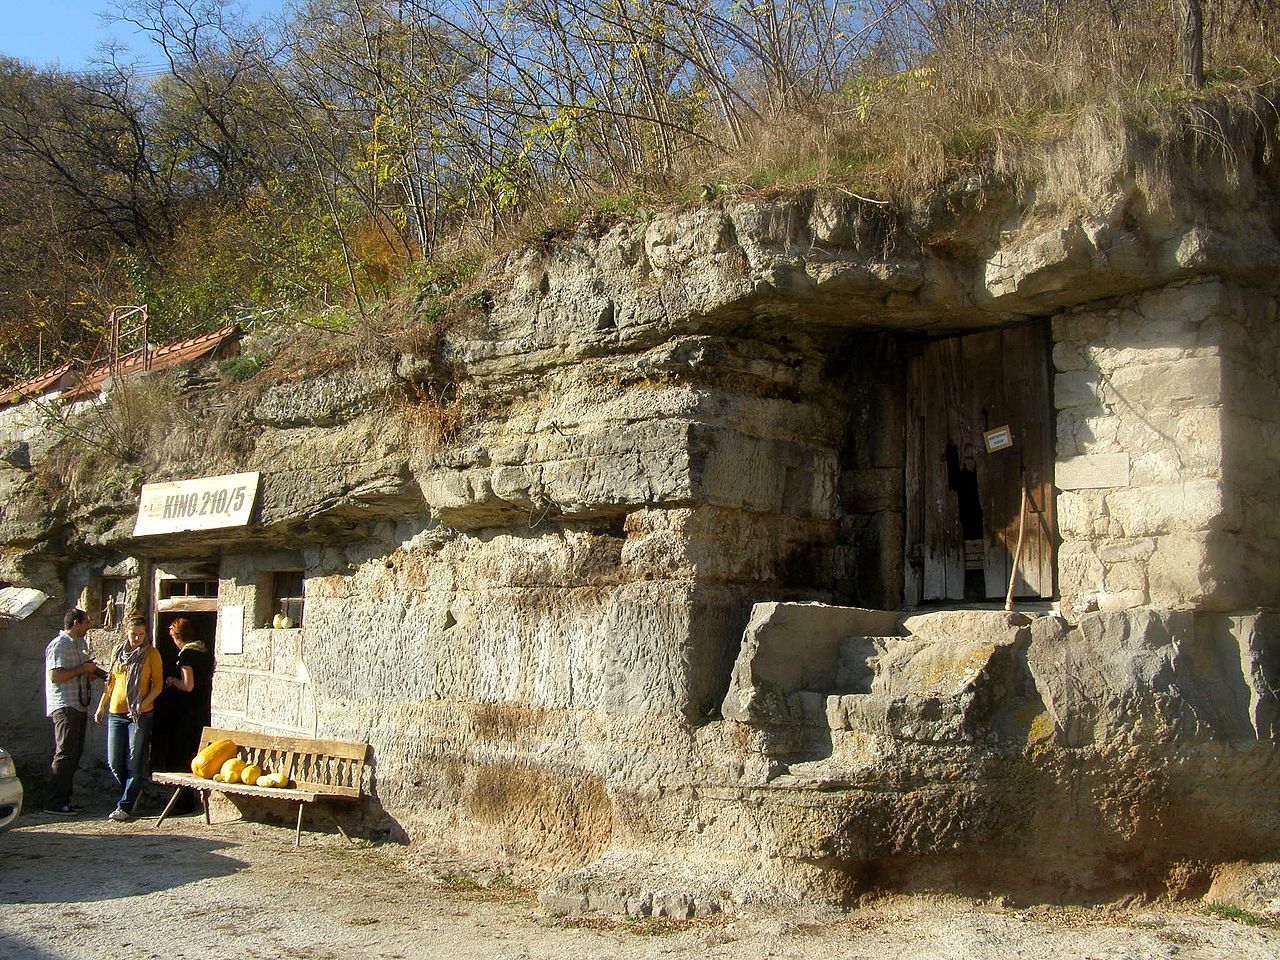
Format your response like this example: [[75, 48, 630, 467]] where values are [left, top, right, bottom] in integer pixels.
[[704, 69, 1278, 206], [501, 7, 1278, 244], [150, 8, 1280, 405]]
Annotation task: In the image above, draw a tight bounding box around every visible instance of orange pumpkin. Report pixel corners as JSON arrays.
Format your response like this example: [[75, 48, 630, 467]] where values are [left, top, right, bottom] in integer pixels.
[[191, 739, 238, 779]]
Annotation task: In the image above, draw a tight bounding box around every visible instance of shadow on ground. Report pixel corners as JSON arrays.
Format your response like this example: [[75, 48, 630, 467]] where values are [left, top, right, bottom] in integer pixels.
[[0, 817, 245, 906], [0, 932, 66, 960]]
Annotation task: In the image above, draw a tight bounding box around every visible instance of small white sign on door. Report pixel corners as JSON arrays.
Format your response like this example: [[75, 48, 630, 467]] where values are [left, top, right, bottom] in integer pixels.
[[982, 425, 1014, 453]]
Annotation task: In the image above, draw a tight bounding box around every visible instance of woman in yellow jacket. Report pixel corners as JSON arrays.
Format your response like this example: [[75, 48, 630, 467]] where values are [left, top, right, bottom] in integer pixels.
[[94, 616, 163, 822]]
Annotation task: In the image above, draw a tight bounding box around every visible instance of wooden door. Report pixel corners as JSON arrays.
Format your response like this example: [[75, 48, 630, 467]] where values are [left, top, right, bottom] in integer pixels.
[[904, 323, 1055, 603]]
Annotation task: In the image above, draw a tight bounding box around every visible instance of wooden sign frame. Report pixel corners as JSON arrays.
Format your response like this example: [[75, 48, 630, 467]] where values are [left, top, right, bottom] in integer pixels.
[[134, 472, 260, 536], [982, 424, 1014, 453]]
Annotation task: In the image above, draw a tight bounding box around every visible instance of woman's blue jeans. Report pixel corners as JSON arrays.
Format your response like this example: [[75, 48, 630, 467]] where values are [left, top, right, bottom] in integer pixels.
[[106, 711, 154, 814]]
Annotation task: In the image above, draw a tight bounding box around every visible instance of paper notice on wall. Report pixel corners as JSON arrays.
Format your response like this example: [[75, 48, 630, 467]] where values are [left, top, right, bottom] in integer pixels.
[[220, 604, 244, 655], [982, 424, 1014, 453]]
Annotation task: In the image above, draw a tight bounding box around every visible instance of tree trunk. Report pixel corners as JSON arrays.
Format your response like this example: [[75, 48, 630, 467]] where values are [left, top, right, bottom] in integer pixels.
[[1179, 0, 1205, 88]]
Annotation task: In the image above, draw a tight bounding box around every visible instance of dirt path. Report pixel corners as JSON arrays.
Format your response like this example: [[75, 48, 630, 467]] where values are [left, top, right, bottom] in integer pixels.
[[1, 807, 1278, 960]]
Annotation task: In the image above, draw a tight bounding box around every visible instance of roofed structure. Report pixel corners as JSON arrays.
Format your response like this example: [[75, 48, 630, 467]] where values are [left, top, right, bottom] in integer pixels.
[[0, 362, 77, 410], [61, 324, 241, 401]]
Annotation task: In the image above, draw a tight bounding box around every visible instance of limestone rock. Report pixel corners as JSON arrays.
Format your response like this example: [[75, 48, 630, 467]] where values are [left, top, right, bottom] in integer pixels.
[[3, 155, 1280, 913], [1027, 608, 1280, 747], [253, 362, 400, 428], [721, 602, 902, 723], [1204, 862, 1280, 917]]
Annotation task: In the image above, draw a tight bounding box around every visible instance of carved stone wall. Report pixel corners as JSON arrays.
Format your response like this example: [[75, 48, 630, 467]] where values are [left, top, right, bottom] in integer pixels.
[[1054, 279, 1280, 615], [1, 153, 1279, 905]]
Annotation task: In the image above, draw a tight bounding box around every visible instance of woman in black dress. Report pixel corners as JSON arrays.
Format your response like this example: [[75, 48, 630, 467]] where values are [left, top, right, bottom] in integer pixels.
[[162, 618, 214, 786]]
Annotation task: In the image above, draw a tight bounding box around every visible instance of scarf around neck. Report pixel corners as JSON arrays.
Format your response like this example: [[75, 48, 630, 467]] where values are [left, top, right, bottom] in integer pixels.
[[114, 641, 148, 719]]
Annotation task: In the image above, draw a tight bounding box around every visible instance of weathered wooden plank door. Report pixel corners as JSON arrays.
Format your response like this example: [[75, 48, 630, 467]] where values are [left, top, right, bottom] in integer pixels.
[[904, 322, 1055, 603], [1003, 324, 1056, 596], [920, 337, 965, 600]]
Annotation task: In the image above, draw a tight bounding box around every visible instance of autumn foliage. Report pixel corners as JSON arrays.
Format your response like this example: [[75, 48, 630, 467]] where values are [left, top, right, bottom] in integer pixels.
[[0, 0, 1275, 378]]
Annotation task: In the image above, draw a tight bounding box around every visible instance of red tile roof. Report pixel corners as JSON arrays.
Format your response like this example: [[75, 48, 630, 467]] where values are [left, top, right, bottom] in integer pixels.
[[62, 325, 241, 400], [0, 362, 76, 409]]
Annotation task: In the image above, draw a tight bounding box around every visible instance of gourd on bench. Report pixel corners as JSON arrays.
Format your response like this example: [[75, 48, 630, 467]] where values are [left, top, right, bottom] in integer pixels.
[[152, 727, 369, 846]]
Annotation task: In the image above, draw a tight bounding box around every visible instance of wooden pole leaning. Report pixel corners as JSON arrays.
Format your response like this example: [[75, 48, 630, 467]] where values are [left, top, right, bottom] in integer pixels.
[[1005, 476, 1030, 612]]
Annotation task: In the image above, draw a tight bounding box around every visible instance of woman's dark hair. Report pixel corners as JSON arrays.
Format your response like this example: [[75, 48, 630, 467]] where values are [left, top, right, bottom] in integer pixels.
[[125, 615, 147, 631]]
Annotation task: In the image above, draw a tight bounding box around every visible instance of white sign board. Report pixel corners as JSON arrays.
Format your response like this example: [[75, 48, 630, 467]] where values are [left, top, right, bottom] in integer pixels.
[[220, 604, 244, 655], [0, 586, 49, 621], [134, 471, 260, 537]]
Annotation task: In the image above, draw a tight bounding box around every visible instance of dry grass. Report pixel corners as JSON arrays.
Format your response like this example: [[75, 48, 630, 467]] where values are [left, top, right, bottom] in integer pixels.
[[547, 912, 733, 936], [400, 381, 463, 467], [48, 375, 177, 459], [492, 2, 1280, 240], [429, 874, 537, 907], [31, 373, 190, 507]]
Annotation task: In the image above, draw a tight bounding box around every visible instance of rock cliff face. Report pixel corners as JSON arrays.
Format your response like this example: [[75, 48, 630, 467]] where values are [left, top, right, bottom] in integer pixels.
[[2, 122, 1280, 908]]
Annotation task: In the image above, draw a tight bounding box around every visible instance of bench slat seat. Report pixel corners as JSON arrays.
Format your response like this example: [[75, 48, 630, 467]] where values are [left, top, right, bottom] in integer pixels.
[[151, 726, 368, 845], [151, 771, 326, 804]]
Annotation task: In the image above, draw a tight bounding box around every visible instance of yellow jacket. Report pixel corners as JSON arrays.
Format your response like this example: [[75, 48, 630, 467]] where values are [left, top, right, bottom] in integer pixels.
[[104, 647, 164, 715]]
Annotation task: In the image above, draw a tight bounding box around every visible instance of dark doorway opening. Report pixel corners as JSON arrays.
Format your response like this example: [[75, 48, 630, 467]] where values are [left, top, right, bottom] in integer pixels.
[[152, 609, 217, 777], [156, 610, 217, 672]]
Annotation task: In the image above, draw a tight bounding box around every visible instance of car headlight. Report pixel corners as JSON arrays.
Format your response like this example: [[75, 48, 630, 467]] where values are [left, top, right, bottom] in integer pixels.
[[0, 755, 16, 779]]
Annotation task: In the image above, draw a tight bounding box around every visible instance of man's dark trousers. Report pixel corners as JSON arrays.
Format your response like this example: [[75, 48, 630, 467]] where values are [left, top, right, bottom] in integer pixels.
[[48, 707, 87, 806]]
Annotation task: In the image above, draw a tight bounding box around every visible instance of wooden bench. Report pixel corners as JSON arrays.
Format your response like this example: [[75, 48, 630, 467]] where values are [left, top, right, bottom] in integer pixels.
[[151, 726, 368, 846]]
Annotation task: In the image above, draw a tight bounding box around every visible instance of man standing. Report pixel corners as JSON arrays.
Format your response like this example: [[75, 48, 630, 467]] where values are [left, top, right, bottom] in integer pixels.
[[44, 608, 98, 815]]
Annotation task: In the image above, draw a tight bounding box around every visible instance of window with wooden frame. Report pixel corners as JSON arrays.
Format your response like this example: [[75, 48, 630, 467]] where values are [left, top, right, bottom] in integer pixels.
[[158, 578, 219, 600], [269, 571, 305, 628], [100, 577, 129, 629]]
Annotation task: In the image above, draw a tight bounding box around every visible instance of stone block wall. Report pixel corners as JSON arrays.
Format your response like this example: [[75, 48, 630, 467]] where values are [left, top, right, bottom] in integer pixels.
[[1052, 278, 1280, 615], [204, 518, 723, 856], [830, 334, 906, 609], [213, 549, 318, 736], [0, 399, 47, 446], [1218, 287, 1280, 606], [0, 602, 66, 769]]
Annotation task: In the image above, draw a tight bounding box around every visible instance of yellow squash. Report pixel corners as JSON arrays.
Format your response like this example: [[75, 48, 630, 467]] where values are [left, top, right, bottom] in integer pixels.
[[191, 739, 238, 779], [220, 757, 247, 783], [240, 764, 263, 785]]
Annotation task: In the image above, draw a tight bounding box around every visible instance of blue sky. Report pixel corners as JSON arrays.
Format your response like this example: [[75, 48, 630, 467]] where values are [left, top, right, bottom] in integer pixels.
[[2, 0, 284, 70]]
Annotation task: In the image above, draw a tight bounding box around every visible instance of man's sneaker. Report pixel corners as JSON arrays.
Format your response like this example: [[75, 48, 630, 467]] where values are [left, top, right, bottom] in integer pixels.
[[42, 803, 76, 816], [107, 808, 131, 822]]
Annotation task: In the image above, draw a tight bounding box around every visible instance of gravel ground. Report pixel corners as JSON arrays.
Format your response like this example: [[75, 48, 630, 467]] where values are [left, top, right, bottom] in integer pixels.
[[2, 804, 1278, 960]]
